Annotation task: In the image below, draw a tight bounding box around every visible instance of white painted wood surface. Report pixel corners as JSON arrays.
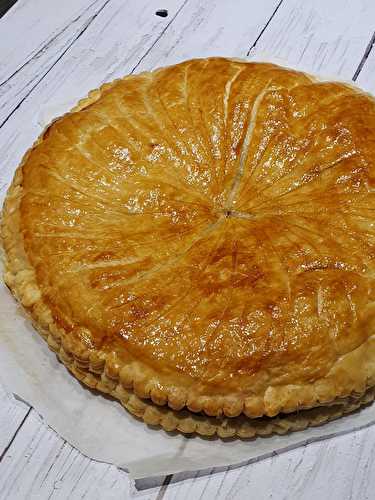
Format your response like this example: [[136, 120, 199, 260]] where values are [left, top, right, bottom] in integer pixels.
[[0, 0, 111, 126], [249, 0, 375, 78], [1, 0, 375, 498]]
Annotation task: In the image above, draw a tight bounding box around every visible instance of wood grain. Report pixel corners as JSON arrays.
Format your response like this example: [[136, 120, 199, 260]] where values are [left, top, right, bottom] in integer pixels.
[[135, 0, 281, 71], [161, 428, 375, 500], [250, 0, 375, 79], [355, 35, 375, 93], [0, 409, 161, 500], [0, 0, 111, 126]]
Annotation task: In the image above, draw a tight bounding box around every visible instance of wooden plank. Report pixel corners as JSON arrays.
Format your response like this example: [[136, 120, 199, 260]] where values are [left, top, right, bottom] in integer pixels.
[[0, 408, 161, 500], [0, 383, 30, 457], [135, 0, 281, 71], [3, 0, 189, 116], [0, 0, 111, 126], [250, 0, 375, 79], [0, 0, 94, 77], [161, 429, 375, 500], [354, 35, 375, 94]]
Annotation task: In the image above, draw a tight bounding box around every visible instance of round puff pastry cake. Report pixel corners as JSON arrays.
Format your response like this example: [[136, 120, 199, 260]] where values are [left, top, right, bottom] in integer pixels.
[[3, 57, 375, 437]]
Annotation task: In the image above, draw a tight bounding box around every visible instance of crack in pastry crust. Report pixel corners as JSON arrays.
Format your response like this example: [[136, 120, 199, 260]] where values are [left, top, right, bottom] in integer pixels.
[[3, 58, 375, 430]]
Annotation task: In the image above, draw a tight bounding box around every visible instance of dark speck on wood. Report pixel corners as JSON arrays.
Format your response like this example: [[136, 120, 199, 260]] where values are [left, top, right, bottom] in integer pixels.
[[155, 9, 168, 18]]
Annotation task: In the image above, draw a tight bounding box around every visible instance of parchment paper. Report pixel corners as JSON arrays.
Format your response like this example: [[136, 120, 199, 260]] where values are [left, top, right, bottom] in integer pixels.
[[1, 54, 375, 480]]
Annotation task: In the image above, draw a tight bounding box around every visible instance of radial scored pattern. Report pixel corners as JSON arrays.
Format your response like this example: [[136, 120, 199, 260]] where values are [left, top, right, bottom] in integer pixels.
[[4, 58, 375, 419]]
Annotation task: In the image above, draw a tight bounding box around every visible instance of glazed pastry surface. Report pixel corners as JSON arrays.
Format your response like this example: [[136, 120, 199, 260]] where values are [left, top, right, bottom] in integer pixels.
[[3, 58, 375, 420]]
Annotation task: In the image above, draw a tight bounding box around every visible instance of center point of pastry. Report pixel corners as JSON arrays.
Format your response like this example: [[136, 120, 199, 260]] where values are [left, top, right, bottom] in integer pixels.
[[223, 209, 255, 220]]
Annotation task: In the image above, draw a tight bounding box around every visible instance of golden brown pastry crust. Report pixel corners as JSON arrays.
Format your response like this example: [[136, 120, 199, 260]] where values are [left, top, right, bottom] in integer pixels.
[[3, 58, 375, 427]]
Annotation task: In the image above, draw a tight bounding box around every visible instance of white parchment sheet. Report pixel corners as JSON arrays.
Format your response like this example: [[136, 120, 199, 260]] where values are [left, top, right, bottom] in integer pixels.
[[1, 55, 374, 480]]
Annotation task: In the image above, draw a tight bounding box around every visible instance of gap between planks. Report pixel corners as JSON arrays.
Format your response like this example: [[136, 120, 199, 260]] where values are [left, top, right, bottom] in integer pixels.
[[246, 0, 284, 56], [353, 30, 375, 81], [131, 0, 190, 73], [0, 407, 31, 464]]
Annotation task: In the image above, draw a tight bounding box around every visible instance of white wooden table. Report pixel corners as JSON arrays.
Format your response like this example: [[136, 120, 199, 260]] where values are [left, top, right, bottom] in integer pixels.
[[1, 0, 375, 498]]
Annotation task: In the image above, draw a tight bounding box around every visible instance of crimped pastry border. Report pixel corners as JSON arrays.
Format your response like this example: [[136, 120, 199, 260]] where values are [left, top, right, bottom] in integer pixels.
[[57, 346, 375, 438], [2, 58, 375, 426]]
